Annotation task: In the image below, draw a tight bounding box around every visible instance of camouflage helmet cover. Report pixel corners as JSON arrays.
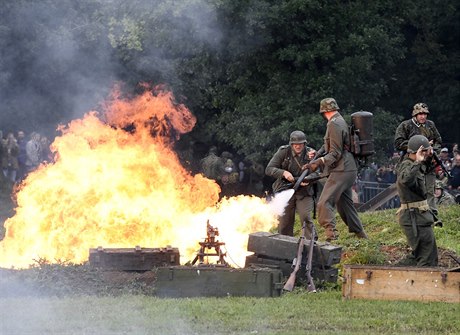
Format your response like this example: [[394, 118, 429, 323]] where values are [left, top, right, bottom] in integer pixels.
[[289, 130, 307, 145], [435, 180, 444, 189], [412, 102, 429, 116], [407, 134, 431, 153], [319, 98, 340, 113]]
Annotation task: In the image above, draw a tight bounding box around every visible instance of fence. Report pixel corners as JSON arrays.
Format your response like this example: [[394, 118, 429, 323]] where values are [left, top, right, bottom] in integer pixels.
[[355, 180, 400, 210]]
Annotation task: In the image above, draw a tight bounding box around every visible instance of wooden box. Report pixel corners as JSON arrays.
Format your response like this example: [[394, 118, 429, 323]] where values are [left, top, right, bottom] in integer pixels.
[[155, 266, 284, 298], [247, 231, 342, 267], [245, 254, 339, 283], [89, 246, 180, 271], [342, 265, 460, 303]]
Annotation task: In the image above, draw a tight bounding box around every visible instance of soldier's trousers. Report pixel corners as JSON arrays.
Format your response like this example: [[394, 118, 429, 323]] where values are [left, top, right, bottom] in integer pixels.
[[399, 224, 438, 267], [317, 170, 365, 235], [278, 193, 314, 238]]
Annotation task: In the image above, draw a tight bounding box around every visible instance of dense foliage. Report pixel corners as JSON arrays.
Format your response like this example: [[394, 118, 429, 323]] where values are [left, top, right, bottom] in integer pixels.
[[0, 0, 458, 165]]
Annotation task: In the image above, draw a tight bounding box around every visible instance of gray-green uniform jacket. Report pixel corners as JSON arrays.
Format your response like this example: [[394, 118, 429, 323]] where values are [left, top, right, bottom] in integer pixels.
[[320, 112, 357, 173], [265, 145, 314, 196], [396, 155, 437, 266], [394, 118, 442, 158]]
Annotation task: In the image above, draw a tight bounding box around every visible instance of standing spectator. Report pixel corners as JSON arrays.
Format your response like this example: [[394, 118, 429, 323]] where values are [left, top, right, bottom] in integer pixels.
[[2, 132, 19, 182], [40, 135, 53, 163], [25, 132, 41, 172], [265, 130, 317, 237], [448, 154, 460, 191], [394, 102, 442, 225], [307, 98, 368, 242], [16, 130, 28, 181], [439, 147, 452, 171], [453, 143, 459, 156], [396, 135, 437, 266]]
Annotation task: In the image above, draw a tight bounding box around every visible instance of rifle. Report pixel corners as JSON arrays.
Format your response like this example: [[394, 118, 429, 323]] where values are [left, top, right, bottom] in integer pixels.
[[432, 152, 452, 178], [283, 221, 306, 292], [276, 173, 326, 193], [276, 148, 327, 193], [305, 221, 317, 293]]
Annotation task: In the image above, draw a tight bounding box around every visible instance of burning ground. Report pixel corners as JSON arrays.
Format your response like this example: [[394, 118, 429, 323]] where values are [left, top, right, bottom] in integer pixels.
[[0, 84, 286, 270]]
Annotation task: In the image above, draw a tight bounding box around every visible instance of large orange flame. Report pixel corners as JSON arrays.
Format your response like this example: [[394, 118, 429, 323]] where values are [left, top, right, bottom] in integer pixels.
[[0, 85, 284, 269]]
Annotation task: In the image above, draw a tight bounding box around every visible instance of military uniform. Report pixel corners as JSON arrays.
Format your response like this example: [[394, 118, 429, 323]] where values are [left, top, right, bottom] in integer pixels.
[[316, 112, 366, 240], [435, 189, 456, 206], [394, 116, 442, 216], [266, 144, 315, 237], [396, 155, 438, 267]]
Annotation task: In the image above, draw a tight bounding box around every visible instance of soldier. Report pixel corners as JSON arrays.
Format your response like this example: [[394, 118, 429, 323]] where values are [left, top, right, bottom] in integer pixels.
[[307, 98, 368, 242], [396, 135, 438, 266], [200, 146, 223, 181], [265, 130, 317, 237], [434, 180, 456, 208], [394, 103, 442, 222]]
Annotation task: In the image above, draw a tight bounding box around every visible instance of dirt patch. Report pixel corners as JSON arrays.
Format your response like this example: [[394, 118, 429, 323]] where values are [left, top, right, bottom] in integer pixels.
[[380, 245, 460, 268]]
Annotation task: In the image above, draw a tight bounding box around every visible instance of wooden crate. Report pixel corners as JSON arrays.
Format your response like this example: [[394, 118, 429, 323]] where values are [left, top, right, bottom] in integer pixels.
[[155, 266, 284, 298], [247, 231, 341, 267], [89, 246, 180, 271], [245, 254, 339, 283], [342, 265, 460, 303]]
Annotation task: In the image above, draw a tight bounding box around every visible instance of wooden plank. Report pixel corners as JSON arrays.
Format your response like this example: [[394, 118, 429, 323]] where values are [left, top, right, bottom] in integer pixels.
[[155, 266, 284, 298], [247, 232, 342, 267], [342, 265, 460, 303]]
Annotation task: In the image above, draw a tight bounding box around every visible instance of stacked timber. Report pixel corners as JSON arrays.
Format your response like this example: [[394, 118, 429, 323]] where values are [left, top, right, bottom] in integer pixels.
[[245, 232, 342, 283]]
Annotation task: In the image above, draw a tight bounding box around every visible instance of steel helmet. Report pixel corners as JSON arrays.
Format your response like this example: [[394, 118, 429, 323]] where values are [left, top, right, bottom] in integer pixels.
[[412, 102, 429, 116], [320, 98, 340, 113], [407, 135, 430, 153], [289, 130, 307, 145]]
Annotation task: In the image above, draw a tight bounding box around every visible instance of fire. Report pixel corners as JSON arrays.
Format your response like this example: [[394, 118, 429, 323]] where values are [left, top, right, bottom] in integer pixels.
[[0, 85, 283, 269]]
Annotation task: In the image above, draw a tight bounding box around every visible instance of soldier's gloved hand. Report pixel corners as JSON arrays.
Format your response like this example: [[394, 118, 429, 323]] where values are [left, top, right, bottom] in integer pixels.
[[308, 159, 324, 172]]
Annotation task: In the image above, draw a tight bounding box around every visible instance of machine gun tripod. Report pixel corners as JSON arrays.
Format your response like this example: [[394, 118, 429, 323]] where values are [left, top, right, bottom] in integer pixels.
[[192, 220, 228, 266]]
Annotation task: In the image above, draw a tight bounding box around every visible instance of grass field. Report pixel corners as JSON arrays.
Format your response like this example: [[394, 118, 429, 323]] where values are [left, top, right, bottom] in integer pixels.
[[1, 291, 459, 334], [1, 176, 459, 334]]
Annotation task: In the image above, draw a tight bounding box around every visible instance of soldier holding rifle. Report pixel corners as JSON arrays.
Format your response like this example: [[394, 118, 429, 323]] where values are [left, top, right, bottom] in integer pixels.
[[395, 135, 438, 267], [265, 130, 317, 238], [394, 103, 443, 225]]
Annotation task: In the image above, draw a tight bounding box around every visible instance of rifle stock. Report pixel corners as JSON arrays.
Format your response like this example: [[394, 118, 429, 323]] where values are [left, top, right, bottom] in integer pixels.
[[283, 222, 306, 291], [432, 152, 452, 178], [305, 222, 317, 293]]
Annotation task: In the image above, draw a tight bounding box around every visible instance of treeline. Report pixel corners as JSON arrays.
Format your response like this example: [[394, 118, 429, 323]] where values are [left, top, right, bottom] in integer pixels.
[[0, 0, 458, 165]]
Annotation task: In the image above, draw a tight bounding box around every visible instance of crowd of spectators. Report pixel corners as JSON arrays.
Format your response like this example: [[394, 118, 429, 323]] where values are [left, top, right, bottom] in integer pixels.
[[0, 130, 53, 184], [355, 145, 460, 208]]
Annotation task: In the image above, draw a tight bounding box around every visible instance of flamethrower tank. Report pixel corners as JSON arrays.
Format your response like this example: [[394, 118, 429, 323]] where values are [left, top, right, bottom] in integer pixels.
[[350, 111, 375, 158]]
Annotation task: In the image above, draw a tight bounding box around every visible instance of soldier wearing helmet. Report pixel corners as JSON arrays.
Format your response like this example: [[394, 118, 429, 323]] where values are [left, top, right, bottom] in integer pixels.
[[307, 98, 368, 242], [434, 180, 455, 207], [396, 135, 438, 266], [265, 130, 317, 237], [394, 102, 442, 221]]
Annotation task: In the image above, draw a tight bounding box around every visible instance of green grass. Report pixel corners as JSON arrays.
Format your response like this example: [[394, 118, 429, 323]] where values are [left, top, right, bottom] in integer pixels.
[[1, 178, 459, 334], [0, 291, 458, 334]]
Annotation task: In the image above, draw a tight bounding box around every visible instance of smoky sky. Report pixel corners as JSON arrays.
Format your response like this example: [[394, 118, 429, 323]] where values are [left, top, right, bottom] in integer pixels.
[[0, 0, 224, 138]]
